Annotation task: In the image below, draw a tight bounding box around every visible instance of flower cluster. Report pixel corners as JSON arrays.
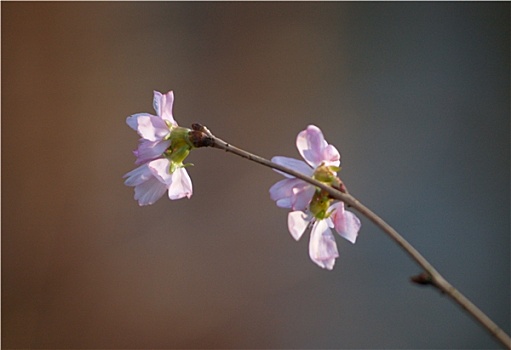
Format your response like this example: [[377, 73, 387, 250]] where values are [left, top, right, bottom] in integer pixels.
[[269, 125, 361, 270], [123, 93, 359, 269], [124, 91, 194, 205]]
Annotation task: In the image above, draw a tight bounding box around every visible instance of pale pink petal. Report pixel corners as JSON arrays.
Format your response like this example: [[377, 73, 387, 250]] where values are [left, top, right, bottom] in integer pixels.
[[153, 90, 177, 125], [136, 115, 170, 142], [269, 178, 314, 211], [296, 125, 326, 167], [291, 184, 316, 211], [160, 91, 177, 125], [269, 179, 297, 208], [152, 91, 163, 117], [271, 156, 313, 178], [330, 202, 361, 244], [124, 163, 168, 205], [126, 113, 153, 131], [296, 125, 340, 168], [168, 168, 193, 199], [123, 164, 153, 186], [309, 220, 339, 270], [147, 159, 192, 200], [322, 144, 341, 167], [287, 211, 310, 241], [134, 139, 171, 165], [147, 158, 173, 185], [133, 176, 167, 206]]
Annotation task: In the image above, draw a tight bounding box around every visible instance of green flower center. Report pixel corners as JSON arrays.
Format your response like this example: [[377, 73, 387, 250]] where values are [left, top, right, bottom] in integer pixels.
[[163, 126, 194, 173], [309, 163, 342, 219]]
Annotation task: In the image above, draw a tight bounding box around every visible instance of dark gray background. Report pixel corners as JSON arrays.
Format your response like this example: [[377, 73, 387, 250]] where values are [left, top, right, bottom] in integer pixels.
[[3, 2, 509, 348]]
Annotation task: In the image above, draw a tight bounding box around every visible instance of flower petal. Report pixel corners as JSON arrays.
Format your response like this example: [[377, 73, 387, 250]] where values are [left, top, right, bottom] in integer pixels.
[[134, 176, 167, 206], [271, 156, 313, 178], [147, 159, 193, 200], [296, 125, 340, 168], [269, 179, 296, 208], [291, 183, 316, 211], [134, 139, 171, 165], [152, 91, 163, 117], [287, 211, 310, 241], [124, 164, 167, 205], [309, 220, 339, 270], [296, 125, 325, 167], [330, 202, 361, 244], [136, 115, 171, 142], [153, 90, 177, 125], [123, 164, 153, 186], [126, 113, 153, 131], [147, 158, 173, 185], [168, 168, 193, 199], [269, 178, 314, 211], [322, 144, 341, 167]]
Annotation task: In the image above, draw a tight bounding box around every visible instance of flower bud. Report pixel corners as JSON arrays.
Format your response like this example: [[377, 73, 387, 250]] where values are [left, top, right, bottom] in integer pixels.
[[188, 130, 214, 148]]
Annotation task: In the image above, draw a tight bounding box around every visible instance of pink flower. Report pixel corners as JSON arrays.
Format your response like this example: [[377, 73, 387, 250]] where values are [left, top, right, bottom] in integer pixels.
[[269, 125, 340, 210], [269, 125, 361, 269], [124, 90, 194, 205]]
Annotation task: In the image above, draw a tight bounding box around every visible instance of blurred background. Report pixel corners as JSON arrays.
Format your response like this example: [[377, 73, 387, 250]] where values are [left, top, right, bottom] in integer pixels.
[[2, 2, 509, 349]]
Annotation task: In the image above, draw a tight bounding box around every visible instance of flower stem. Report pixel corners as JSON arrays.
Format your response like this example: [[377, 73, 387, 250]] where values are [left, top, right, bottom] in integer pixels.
[[194, 125, 510, 349]]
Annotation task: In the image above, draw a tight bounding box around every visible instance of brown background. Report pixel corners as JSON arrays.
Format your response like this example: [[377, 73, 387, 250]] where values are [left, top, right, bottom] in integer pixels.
[[2, 2, 509, 348]]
